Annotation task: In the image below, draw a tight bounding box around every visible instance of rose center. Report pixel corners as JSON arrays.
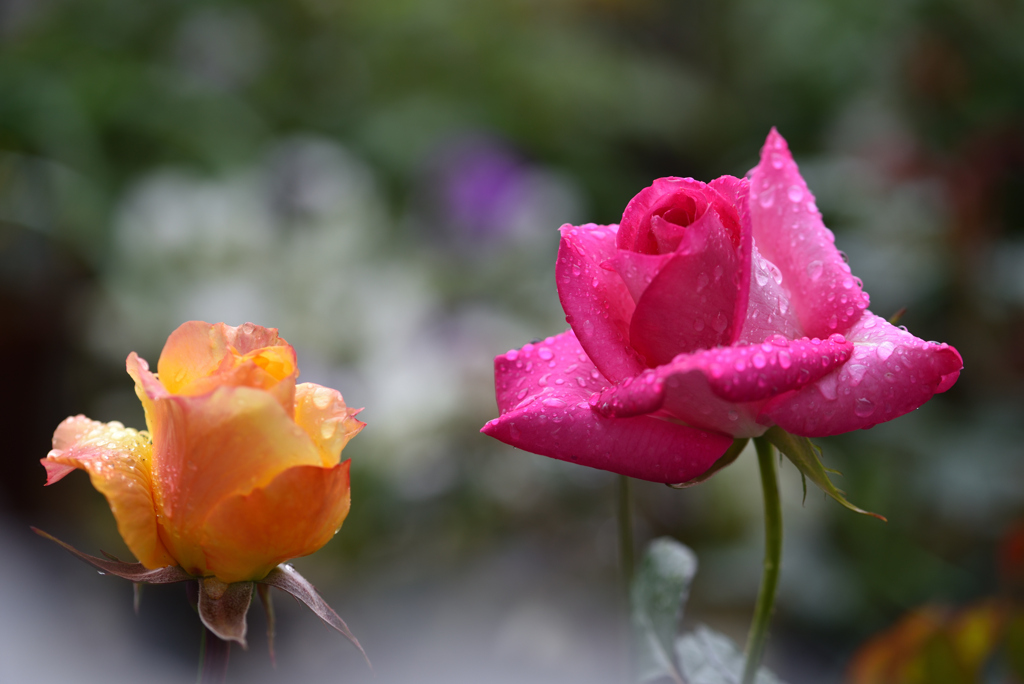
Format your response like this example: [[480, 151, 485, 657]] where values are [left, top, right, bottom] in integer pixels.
[[650, 196, 704, 253]]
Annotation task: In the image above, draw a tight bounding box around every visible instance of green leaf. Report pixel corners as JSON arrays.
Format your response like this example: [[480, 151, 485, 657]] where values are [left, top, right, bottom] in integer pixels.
[[631, 537, 698, 684], [676, 625, 786, 684], [669, 439, 749, 489], [763, 427, 886, 522]]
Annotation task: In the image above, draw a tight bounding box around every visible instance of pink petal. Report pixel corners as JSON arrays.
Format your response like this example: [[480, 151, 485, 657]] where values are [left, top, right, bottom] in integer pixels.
[[610, 249, 675, 304], [556, 223, 645, 382], [759, 313, 963, 436], [592, 335, 854, 438], [623, 208, 742, 367], [484, 329, 732, 483], [618, 177, 708, 254], [748, 129, 870, 338]]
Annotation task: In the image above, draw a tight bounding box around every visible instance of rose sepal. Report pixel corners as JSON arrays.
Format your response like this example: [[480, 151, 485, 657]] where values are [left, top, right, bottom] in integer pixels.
[[31, 527, 369, 665], [762, 427, 886, 522]]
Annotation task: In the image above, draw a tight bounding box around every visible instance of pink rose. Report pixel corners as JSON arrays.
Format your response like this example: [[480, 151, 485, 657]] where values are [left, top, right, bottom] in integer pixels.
[[481, 129, 962, 483]]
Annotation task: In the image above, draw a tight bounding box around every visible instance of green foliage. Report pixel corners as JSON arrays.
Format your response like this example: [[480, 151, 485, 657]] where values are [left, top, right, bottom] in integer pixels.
[[764, 426, 886, 521], [631, 537, 697, 683], [630, 537, 786, 684]]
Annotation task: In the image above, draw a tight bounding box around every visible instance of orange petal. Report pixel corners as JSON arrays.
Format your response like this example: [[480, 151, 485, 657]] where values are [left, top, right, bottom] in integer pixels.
[[156, 321, 297, 410], [42, 415, 175, 569], [294, 383, 365, 466], [201, 461, 352, 583], [155, 321, 232, 394], [149, 386, 323, 575], [127, 352, 165, 435]]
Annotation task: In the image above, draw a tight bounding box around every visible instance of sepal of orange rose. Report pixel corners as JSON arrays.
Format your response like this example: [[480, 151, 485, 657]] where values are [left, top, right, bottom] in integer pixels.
[[198, 577, 253, 647], [31, 527, 193, 584], [259, 563, 370, 669]]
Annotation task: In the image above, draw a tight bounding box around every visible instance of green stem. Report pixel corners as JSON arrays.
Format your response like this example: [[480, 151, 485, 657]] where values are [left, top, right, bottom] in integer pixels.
[[617, 474, 635, 684], [617, 474, 634, 591], [742, 437, 783, 684]]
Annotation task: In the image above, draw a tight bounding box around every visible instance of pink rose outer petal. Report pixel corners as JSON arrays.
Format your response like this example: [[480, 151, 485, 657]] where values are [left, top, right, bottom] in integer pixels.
[[749, 129, 870, 338], [760, 313, 963, 437], [734, 242, 803, 344], [593, 335, 854, 438], [557, 224, 645, 383], [482, 329, 732, 483]]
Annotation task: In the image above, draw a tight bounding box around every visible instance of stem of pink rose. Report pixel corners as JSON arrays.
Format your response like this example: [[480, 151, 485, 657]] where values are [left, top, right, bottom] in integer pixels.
[[617, 474, 635, 681], [617, 474, 635, 591], [742, 437, 782, 684]]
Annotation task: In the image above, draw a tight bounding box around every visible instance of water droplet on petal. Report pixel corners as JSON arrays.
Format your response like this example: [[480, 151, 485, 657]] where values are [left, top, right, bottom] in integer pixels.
[[778, 350, 792, 369], [696, 272, 710, 291], [753, 353, 767, 369], [876, 341, 895, 360], [693, 318, 706, 332], [538, 347, 554, 361], [817, 375, 838, 400], [727, 410, 739, 421], [787, 185, 804, 203], [759, 191, 775, 208], [828, 315, 838, 330], [854, 397, 875, 417], [712, 312, 729, 333], [542, 397, 567, 408], [807, 260, 823, 281]]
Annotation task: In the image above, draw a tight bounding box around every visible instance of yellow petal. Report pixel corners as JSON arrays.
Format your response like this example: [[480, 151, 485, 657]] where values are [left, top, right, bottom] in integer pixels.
[[201, 461, 352, 583], [294, 383, 365, 466], [148, 385, 323, 575], [42, 415, 175, 569], [127, 352, 163, 436]]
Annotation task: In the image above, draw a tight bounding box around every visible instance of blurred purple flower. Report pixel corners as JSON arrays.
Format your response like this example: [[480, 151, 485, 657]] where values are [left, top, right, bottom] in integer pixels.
[[438, 135, 531, 242]]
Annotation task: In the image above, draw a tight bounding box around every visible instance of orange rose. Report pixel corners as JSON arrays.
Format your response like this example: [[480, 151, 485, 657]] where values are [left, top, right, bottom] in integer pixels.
[[42, 321, 364, 583]]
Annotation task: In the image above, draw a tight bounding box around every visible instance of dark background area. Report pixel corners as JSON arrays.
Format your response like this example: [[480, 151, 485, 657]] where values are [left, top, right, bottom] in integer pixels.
[[1, 1, 1022, 682]]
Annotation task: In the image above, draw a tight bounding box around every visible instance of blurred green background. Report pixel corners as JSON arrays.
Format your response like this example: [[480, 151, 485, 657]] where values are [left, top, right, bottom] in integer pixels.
[[1, 0, 1022, 682]]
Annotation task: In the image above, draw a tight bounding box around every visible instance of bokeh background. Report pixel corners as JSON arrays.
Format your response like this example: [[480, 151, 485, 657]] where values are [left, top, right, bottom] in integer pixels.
[[1, 0, 1022, 682]]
